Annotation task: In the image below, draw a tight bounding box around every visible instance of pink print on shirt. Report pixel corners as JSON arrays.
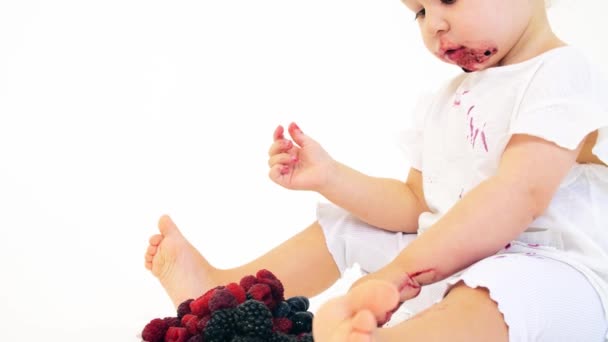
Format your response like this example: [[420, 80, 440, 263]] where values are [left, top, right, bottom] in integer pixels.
[[466, 105, 489, 152], [453, 90, 470, 107]]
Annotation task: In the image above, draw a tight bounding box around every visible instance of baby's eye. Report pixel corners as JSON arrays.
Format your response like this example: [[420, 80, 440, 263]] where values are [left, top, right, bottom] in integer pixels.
[[441, 0, 456, 4], [414, 8, 426, 20]]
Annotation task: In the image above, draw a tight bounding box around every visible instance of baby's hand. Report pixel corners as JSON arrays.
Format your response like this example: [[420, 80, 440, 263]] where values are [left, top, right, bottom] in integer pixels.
[[267, 122, 335, 191]]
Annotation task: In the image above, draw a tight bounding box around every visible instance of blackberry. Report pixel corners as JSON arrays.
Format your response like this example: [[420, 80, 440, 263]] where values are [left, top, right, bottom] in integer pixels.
[[177, 299, 194, 318], [231, 336, 266, 342], [286, 296, 309, 312], [270, 332, 298, 342], [297, 333, 314, 342], [273, 301, 293, 318], [204, 308, 237, 342], [231, 332, 296, 342], [235, 300, 273, 338], [291, 311, 313, 334]]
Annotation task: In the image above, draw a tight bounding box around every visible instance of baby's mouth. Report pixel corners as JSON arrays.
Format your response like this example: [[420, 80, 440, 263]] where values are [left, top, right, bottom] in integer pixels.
[[443, 46, 498, 72]]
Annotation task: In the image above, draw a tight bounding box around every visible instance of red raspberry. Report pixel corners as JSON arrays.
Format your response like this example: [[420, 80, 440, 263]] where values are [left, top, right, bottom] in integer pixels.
[[163, 316, 181, 328], [225, 282, 247, 304], [239, 275, 258, 291], [256, 269, 279, 281], [247, 283, 274, 308], [273, 317, 293, 334], [141, 318, 168, 342], [196, 315, 211, 332], [164, 326, 190, 342], [180, 314, 199, 335], [208, 288, 238, 312], [177, 299, 194, 318], [190, 288, 217, 316], [259, 278, 285, 304], [256, 269, 285, 305]]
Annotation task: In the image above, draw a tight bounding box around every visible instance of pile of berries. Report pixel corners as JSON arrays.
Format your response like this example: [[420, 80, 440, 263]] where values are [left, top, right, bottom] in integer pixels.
[[141, 269, 314, 342]]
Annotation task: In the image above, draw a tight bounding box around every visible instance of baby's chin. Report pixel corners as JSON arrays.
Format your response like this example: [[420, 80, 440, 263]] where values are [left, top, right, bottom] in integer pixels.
[[444, 46, 499, 73]]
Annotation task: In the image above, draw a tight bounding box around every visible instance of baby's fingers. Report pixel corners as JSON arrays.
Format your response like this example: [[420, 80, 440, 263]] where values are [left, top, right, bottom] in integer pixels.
[[269, 164, 292, 185], [273, 125, 285, 141], [268, 139, 293, 157], [268, 153, 298, 168]]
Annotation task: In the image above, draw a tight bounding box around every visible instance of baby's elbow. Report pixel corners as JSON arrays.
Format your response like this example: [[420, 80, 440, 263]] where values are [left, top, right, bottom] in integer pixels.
[[493, 174, 551, 220]]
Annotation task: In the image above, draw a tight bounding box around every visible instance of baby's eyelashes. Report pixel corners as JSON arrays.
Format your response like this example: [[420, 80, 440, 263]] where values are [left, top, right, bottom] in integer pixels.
[[415, 8, 425, 20]]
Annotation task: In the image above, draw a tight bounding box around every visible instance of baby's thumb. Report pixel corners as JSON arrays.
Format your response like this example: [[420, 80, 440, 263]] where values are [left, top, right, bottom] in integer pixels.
[[288, 122, 311, 147]]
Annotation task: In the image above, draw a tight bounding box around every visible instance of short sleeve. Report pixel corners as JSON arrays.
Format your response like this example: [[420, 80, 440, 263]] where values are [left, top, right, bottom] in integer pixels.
[[398, 92, 434, 171], [509, 48, 608, 163]]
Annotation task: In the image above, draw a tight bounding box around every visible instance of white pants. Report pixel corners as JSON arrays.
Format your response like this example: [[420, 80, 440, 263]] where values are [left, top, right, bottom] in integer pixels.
[[317, 203, 608, 342]]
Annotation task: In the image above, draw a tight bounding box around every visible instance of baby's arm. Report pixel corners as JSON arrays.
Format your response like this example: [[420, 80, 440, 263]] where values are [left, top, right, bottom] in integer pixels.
[[318, 165, 429, 233], [269, 123, 426, 233], [376, 133, 586, 295]]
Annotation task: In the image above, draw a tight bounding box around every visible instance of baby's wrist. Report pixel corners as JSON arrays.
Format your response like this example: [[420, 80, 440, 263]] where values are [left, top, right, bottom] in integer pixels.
[[315, 159, 343, 195]]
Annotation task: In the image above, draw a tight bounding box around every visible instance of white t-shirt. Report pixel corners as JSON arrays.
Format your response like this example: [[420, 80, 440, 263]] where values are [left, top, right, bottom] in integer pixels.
[[402, 46, 608, 330]]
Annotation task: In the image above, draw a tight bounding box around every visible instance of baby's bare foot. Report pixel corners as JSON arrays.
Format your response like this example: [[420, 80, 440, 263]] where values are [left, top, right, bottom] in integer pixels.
[[313, 280, 400, 342], [144, 215, 218, 308]]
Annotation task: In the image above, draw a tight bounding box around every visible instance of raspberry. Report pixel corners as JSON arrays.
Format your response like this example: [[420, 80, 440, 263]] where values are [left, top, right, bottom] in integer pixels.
[[209, 288, 238, 312], [190, 288, 217, 316], [186, 335, 204, 342], [256, 269, 279, 282], [247, 283, 273, 308], [165, 326, 190, 342], [235, 299, 273, 338], [291, 312, 313, 334], [177, 299, 194, 318], [240, 275, 259, 291], [286, 296, 309, 312], [163, 316, 181, 328], [181, 314, 199, 335], [256, 269, 285, 305], [204, 308, 238, 342], [141, 318, 168, 342], [226, 282, 247, 304], [259, 278, 285, 306], [273, 317, 293, 334], [273, 301, 293, 318], [196, 315, 211, 332]]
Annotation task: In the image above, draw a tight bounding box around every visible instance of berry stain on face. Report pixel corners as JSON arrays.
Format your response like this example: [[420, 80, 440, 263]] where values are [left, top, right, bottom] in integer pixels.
[[445, 46, 498, 72]]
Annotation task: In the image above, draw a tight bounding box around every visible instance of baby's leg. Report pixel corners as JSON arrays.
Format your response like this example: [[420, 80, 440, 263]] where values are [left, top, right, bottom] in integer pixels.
[[145, 215, 340, 308]]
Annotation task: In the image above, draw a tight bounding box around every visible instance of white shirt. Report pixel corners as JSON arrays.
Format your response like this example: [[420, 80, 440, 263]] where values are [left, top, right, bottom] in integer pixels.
[[402, 46, 608, 334]]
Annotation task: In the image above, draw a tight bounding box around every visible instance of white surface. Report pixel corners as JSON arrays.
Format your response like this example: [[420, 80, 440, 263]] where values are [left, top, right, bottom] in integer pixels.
[[0, 1, 606, 340]]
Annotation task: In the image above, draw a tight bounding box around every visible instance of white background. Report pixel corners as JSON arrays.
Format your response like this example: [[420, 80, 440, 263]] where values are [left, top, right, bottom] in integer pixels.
[[1, 0, 607, 340]]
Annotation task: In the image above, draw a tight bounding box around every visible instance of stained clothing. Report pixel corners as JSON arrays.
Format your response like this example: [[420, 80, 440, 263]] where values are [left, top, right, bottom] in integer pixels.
[[318, 45, 608, 340], [401, 45, 608, 339]]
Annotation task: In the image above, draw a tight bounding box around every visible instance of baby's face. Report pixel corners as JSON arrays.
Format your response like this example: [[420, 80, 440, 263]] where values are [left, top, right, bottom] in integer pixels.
[[402, 0, 536, 72]]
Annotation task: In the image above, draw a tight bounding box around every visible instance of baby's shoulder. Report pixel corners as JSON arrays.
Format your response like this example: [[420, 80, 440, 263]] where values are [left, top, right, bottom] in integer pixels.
[[534, 46, 606, 85]]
